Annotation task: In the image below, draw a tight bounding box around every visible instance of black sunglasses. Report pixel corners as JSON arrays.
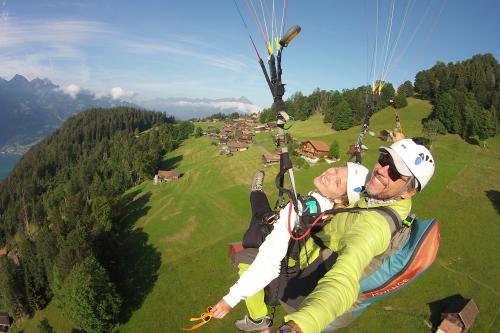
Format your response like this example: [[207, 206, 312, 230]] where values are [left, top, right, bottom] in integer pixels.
[[378, 153, 404, 182]]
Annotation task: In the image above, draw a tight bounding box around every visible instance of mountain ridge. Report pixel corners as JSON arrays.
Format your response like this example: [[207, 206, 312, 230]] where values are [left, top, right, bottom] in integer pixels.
[[0, 74, 138, 154]]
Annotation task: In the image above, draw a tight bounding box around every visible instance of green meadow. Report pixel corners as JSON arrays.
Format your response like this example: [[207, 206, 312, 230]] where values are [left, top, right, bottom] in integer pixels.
[[20, 98, 500, 332]]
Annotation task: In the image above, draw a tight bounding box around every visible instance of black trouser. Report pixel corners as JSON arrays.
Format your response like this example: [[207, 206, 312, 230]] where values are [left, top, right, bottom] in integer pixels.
[[242, 191, 273, 248]]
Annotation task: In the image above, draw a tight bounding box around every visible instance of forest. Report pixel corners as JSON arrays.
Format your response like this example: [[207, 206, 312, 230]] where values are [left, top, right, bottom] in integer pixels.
[[259, 54, 499, 141], [0, 107, 194, 332], [417, 53, 499, 140]]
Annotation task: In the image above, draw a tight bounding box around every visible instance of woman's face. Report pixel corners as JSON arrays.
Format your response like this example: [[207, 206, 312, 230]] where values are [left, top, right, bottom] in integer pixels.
[[313, 166, 348, 201]]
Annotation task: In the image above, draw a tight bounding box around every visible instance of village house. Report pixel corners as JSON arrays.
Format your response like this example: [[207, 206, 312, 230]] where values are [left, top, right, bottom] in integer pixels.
[[237, 131, 254, 143], [0, 313, 11, 333], [227, 141, 249, 153], [254, 125, 267, 133], [266, 122, 278, 130], [154, 170, 181, 184], [262, 153, 280, 166], [223, 124, 236, 133], [437, 299, 479, 333], [299, 140, 330, 158]]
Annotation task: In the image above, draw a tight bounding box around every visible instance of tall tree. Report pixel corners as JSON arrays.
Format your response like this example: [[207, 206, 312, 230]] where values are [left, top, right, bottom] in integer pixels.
[[329, 141, 340, 159], [398, 81, 414, 97], [57, 256, 121, 333], [378, 83, 395, 110], [332, 100, 353, 130]]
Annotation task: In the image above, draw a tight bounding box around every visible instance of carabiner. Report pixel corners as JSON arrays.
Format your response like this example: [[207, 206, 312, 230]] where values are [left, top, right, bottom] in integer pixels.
[[181, 307, 213, 331]]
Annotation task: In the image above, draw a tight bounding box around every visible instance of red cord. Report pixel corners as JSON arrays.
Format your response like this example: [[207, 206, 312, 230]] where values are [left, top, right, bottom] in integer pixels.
[[287, 199, 325, 241]]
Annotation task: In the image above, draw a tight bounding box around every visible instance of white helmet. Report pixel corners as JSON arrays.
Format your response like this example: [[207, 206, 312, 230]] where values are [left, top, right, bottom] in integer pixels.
[[347, 162, 370, 204], [379, 139, 435, 191]]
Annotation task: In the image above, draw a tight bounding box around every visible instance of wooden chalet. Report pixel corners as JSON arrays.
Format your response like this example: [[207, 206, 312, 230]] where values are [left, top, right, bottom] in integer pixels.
[[262, 153, 280, 165], [227, 141, 249, 152], [266, 122, 278, 129], [223, 125, 236, 133], [238, 132, 254, 143], [437, 299, 479, 333], [0, 313, 11, 333], [155, 170, 181, 183], [254, 125, 267, 133], [300, 140, 329, 158]]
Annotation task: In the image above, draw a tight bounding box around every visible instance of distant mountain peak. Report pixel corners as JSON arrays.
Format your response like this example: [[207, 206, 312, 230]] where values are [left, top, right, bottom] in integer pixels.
[[236, 96, 252, 104], [31, 78, 57, 90], [9, 74, 30, 86]]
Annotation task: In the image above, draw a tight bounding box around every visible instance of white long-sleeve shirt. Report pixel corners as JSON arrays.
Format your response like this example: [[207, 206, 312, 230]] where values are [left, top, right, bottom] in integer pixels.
[[223, 192, 334, 308]]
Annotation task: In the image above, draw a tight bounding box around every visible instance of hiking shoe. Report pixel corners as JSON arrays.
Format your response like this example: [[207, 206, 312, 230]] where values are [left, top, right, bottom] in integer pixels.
[[251, 170, 265, 192], [234, 314, 272, 331]]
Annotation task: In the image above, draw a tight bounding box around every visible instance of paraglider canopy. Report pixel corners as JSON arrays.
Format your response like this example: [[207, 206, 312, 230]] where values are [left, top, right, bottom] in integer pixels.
[[279, 25, 301, 47]]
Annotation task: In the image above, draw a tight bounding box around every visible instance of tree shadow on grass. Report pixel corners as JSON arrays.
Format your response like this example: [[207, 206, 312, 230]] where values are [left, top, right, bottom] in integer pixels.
[[161, 154, 183, 170], [427, 294, 467, 332], [103, 191, 162, 324], [485, 190, 500, 215]]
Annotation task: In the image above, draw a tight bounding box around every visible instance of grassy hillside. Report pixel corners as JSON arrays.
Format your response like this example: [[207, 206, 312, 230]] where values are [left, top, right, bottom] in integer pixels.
[[20, 98, 499, 332]]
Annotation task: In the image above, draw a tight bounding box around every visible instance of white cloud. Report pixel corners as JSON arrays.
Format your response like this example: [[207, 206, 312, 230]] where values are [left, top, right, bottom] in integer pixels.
[[118, 38, 250, 73], [60, 84, 81, 99], [110, 87, 136, 100], [174, 100, 262, 114], [0, 17, 109, 51]]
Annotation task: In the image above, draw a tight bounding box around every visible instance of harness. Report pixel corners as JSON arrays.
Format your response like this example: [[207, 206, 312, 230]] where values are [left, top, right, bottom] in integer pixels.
[[264, 204, 414, 307]]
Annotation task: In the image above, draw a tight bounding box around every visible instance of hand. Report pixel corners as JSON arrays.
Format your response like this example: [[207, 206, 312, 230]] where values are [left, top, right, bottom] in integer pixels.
[[260, 328, 279, 333], [211, 299, 232, 319]]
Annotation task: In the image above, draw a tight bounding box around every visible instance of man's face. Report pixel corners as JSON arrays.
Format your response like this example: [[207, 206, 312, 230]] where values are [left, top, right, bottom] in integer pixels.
[[366, 153, 416, 200], [314, 166, 348, 201]]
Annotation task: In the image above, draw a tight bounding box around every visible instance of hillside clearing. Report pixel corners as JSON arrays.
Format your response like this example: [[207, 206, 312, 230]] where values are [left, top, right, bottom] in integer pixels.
[[19, 98, 500, 333]]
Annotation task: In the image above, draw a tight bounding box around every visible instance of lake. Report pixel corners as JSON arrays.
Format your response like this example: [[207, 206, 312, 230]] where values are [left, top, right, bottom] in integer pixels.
[[0, 154, 21, 181]]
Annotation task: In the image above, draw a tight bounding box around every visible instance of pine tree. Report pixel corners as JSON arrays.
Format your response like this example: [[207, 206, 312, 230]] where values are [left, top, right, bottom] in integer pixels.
[[329, 141, 340, 159], [394, 93, 408, 109], [332, 100, 353, 130]]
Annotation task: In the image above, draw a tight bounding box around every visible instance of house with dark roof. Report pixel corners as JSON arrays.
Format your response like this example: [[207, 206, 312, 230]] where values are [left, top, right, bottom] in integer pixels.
[[262, 153, 280, 165], [0, 313, 11, 333], [437, 299, 479, 333]]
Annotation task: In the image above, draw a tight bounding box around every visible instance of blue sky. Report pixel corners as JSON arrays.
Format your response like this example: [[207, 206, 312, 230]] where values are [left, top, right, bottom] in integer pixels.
[[1, 0, 499, 107]]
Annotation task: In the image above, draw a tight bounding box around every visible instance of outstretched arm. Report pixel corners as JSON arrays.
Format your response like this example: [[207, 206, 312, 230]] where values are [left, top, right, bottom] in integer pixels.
[[212, 203, 294, 319]]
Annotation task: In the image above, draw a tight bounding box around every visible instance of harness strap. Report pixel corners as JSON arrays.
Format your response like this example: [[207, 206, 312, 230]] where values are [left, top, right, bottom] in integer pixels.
[[321, 206, 402, 236]]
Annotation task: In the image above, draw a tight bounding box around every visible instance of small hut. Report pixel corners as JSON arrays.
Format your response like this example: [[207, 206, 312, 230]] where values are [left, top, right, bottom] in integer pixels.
[[0, 248, 7, 257], [155, 170, 181, 184], [0, 313, 11, 333], [437, 299, 479, 333], [262, 153, 280, 166], [254, 125, 267, 133]]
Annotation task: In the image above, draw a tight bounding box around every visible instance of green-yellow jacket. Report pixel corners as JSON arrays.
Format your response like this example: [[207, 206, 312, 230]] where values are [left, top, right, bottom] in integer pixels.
[[285, 196, 412, 333]]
